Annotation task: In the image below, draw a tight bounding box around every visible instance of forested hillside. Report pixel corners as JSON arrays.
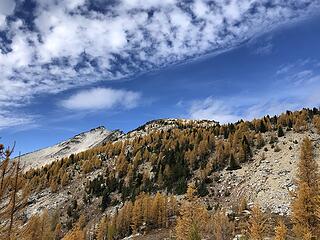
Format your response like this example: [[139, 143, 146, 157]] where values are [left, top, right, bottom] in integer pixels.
[[1, 108, 320, 239]]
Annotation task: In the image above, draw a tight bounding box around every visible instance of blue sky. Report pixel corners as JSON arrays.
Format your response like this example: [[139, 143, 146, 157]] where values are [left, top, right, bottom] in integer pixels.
[[1, 0, 320, 154]]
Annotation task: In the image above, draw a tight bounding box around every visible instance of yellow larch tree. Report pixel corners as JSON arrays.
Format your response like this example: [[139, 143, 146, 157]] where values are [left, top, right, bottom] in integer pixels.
[[62, 227, 85, 240], [175, 184, 210, 240], [291, 137, 320, 239], [211, 211, 234, 240], [247, 205, 268, 240], [274, 219, 287, 240]]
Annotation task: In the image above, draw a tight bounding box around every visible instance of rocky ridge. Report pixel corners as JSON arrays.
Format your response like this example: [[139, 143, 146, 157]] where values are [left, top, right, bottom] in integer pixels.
[[19, 126, 123, 171]]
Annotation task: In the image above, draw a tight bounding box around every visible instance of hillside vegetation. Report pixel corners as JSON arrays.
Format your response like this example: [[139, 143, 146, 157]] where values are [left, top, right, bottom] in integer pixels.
[[1, 108, 320, 239]]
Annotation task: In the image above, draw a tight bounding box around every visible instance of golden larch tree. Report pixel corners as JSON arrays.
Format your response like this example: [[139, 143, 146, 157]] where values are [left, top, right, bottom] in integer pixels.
[[175, 185, 210, 240], [291, 137, 320, 239], [274, 219, 287, 240], [247, 205, 268, 240]]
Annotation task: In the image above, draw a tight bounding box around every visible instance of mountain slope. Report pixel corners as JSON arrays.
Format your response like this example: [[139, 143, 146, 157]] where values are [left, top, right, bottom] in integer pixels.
[[13, 109, 320, 239], [19, 126, 123, 170]]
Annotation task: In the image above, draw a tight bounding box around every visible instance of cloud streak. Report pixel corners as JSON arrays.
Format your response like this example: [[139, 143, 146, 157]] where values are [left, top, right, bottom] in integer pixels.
[[0, 110, 34, 129], [61, 88, 141, 111]]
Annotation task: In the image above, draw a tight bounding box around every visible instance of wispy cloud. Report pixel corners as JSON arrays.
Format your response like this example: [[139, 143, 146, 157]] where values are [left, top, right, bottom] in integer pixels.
[[0, 0, 319, 128], [189, 97, 242, 123], [276, 59, 320, 86], [254, 42, 273, 55], [61, 88, 141, 111], [0, 110, 35, 129]]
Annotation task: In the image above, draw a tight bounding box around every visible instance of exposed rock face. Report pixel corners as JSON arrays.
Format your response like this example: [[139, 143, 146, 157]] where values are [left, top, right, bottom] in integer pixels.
[[18, 127, 123, 171], [206, 130, 320, 215]]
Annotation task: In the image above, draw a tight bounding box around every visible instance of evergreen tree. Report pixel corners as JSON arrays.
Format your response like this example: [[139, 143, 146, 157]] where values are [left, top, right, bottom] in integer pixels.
[[50, 179, 58, 193], [259, 120, 267, 133], [239, 135, 252, 163], [101, 190, 111, 211], [277, 126, 285, 137], [61, 172, 69, 186], [227, 153, 241, 170], [132, 194, 143, 233]]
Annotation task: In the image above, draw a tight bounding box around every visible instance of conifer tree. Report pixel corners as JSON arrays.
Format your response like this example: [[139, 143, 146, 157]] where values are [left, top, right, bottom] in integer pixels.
[[101, 190, 110, 211], [256, 133, 265, 149], [107, 219, 116, 240], [238, 135, 252, 163], [211, 211, 234, 240], [274, 219, 287, 240], [78, 214, 86, 229], [294, 112, 308, 132], [0, 145, 14, 237], [5, 156, 29, 239], [54, 223, 62, 240], [238, 196, 248, 213], [312, 115, 320, 134], [63, 227, 85, 240], [96, 217, 107, 240], [23, 210, 54, 240], [132, 194, 144, 233], [227, 152, 240, 170], [176, 185, 209, 240], [247, 205, 268, 240], [50, 179, 58, 193], [259, 120, 267, 133], [61, 172, 69, 186], [291, 137, 320, 239], [277, 126, 285, 137], [316, 195, 320, 220]]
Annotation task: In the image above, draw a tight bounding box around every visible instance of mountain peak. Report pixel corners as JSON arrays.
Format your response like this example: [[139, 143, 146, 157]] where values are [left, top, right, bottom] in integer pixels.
[[19, 127, 119, 171]]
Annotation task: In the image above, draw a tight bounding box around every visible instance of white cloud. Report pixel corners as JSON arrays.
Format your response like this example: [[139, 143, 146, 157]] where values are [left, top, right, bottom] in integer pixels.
[[0, 0, 15, 15], [0, 0, 15, 29], [61, 88, 141, 111], [0, 15, 6, 29], [189, 97, 242, 123]]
